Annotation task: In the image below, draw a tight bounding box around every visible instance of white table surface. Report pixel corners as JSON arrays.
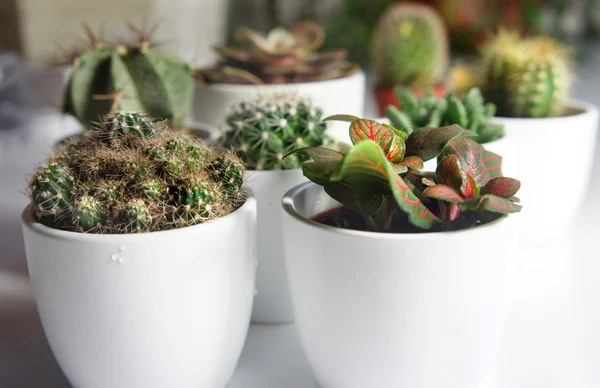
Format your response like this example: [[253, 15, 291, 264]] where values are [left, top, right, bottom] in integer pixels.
[[1, 56, 600, 387]]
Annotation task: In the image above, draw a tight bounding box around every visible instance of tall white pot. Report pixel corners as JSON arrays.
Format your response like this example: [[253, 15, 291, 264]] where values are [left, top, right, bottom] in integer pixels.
[[491, 100, 599, 246], [282, 182, 516, 388], [192, 71, 366, 144], [246, 169, 306, 323], [21, 197, 257, 388]]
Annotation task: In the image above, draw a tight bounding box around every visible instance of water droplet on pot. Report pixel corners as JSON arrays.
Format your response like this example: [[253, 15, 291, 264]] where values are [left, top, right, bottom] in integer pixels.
[[253, 288, 258, 296], [118, 258, 124, 264], [119, 245, 127, 251], [111, 253, 120, 261]]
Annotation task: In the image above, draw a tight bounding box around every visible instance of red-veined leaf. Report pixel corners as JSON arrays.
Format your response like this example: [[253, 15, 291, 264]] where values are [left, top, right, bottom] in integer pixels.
[[482, 149, 503, 178], [405, 124, 465, 161], [436, 154, 463, 191], [330, 140, 436, 229], [462, 172, 480, 198], [422, 177, 436, 187], [386, 135, 405, 163], [397, 155, 423, 171], [323, 114, 360, 123], [382, 122, 408, 140], [423, 185, 466, 203], [458, 194, 522, 214], [393, 164, 408, 174], [287, 147, 345, 184], [441, 136, 491, 187], [482, 177, 521, 199], [349, 119, 394, 151]]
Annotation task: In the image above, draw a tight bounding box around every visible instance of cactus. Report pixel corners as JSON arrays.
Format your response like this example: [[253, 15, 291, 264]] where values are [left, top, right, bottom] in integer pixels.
[[217, 93, 331, 170], [371, 3, 449, 88], [480, 29, 572, 118], [61, 24, 195, 130], [27, 112, 248, 234], [386, 87, 504, 144], [196, 21, 359, 84]]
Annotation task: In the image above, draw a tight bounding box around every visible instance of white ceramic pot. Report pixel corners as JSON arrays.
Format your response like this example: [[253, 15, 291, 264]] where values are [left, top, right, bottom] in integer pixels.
[[246, 169, 307, 323], [282, 182, 517, 388], [491, 100, 599, 246], [192, 71, 366, 144], [21, 197, 257, 388]]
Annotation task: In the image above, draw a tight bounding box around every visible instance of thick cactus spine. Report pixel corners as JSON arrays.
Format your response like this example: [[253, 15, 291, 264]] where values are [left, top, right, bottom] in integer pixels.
[[217, 94, 330, 170], [371, 3, 449, 88]]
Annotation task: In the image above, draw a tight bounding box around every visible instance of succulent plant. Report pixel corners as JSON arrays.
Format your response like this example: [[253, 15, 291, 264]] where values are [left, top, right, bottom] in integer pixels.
[[370, 2, 449, 89], [287, 115, 521, 232], [216, 93, 332, 170], [28, 112, 247, 234], [386, 86, 504, 144], [61, 24, 195, 129], [480, 29, 573, 118], [195, 21, 360, 84]]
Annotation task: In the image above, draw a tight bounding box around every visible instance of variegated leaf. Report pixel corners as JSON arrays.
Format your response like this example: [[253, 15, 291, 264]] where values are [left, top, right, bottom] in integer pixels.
[[441, 136, 491, 187], [405, 125, 465, 161], [482, 177, 521, 199], [423, 185, 466, 203], [482, 149, 503, 178], [458, 194, 522, 214], [349, 119, 394, 151]]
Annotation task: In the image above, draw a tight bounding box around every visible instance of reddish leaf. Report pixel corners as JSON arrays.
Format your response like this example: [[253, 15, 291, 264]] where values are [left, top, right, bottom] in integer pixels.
[[482, 177, 521, 199], [441, 136, 491, 188], [436, 154, 463, 190], [458, 194, 522, 214], [287, 147, 344, 184], [349, 119, 394, 151], [421, 177, 436, 187], [405, 125, 465, 161], [393, 164, 408, 174], [423, 185, 466, 203], [462, 172, 480, 198], [386, 135, 406, 163], [482, 149, 503, 178], [397, 156, 423, 171]]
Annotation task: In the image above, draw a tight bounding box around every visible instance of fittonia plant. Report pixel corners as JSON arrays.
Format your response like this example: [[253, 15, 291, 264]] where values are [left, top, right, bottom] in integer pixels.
[[386, 87, 505, 144], [61, 24, 195, 129], [286, 116, 521, 232], [28, 112, 246, 233]]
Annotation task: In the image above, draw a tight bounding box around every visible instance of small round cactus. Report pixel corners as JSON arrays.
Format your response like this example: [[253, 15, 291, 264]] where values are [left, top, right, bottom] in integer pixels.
[[370, 3, 449, 88], [217, 93, 331, 170], [27, 112, 248, 234], [480, 30, 572, 118]]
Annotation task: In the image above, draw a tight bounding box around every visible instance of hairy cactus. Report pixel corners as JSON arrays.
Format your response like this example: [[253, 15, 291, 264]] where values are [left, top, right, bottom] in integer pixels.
[[386, 87, 504, 144], [480, 29, 572, 118], [61, 24, 195, 129], [371, 3, 449, 88], [216, 93, 332, 170], [27, 112, 248, 234], [196, 21, 359, 84]]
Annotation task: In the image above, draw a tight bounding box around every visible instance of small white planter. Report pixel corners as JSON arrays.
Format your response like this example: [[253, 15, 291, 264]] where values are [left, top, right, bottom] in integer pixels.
[[282, 182, 517, 388], [192, 71, 366, 144], [246, 169, 307, 323], [491, 100, 599, 246], [21, 197, 257, 388]]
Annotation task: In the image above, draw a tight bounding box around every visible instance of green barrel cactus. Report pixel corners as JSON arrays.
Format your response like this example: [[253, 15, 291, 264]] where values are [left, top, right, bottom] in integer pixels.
[[481, 30, 572, 118], [216, 93, 332, 170], [62, 24, 195, 129], [370, 3, 449, 88], [27, 111, 248, 234]]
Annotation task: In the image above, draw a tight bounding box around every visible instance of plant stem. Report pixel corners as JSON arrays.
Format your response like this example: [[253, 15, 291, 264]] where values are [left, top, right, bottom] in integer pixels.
[[365, 215, 378, 232]]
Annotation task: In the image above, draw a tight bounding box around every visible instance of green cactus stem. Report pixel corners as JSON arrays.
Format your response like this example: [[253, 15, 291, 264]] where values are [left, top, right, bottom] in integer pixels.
[[30, 162, 75, 226], [75, 196, 104, 232]]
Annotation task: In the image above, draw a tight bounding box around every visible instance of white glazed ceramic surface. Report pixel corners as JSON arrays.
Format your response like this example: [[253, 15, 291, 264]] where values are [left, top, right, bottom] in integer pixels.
[[491, 100, 599, 246], [246, 169, 307, 323], [192, 71, 366, 144], [282, 182, 517, 388], [21, 197, 257, 388]]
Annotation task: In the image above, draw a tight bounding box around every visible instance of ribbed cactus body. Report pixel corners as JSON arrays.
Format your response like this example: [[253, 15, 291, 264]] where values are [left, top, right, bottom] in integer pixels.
[[371, 3, 448, 88], [218, 94, 330, 170], [63, 37, 194, 129], [28, 112, 247, 234]]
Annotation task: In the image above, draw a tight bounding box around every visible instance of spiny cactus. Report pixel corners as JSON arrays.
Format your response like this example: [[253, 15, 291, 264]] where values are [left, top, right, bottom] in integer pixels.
[[385, 87, 504, 144], [370, 3, 449, 88], [196, 21, 359, 84], [216, 93, 332, 170], [28, 112, 247, 234], [61, 23, 195, 129], [480, 29, 573, 118]]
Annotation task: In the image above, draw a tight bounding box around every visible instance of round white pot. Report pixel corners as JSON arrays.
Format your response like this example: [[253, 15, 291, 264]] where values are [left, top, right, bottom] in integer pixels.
[[21, 197, 257, 388], [282, 182, 516, 388], [192, 71, 366, 144], [491, 100, 599, 246], [246, 169, 307, 323]]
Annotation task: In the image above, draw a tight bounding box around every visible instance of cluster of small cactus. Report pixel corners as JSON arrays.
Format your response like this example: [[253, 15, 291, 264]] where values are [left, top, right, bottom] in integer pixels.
[[196, 21, 360, 84], [386, 87, 504, 144], [370, 3, 449, 89], [288, 115, 521, 232], [61, 24, 195, 129], [28, 112, 246, 233], [216, 93, 332, 170], [480, 29, 573, 118]]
